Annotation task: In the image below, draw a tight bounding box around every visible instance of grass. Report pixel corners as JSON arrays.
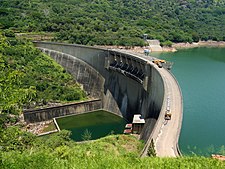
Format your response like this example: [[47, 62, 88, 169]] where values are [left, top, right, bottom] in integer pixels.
[[1, 134, 224, 169]]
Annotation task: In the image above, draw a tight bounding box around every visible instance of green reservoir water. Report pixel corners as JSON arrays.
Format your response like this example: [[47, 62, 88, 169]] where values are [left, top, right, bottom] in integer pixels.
[[152, 47, 225, 156], [56, 110, 127, 141]]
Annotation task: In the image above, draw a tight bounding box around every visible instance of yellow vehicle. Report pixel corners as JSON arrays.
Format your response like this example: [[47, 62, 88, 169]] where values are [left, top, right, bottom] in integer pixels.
[[152, 59, 166, 68], [152, 59, 166, 63], [165, 111, 172, 120]]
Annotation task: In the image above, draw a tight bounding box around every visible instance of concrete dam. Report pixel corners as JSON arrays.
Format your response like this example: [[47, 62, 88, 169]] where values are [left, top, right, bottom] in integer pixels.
[[33, 42, 183, 157]]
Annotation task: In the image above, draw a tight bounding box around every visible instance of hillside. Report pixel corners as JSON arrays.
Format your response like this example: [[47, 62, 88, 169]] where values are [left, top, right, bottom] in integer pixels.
[[0, 32, 86, 128], [1, 131, 224, 169], [0, 0, 225, 46]]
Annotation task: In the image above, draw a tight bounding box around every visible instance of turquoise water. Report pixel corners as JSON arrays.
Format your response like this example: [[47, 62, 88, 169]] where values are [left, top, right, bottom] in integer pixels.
[[56, 110, 127, 141], [152, 48, 225, 156]]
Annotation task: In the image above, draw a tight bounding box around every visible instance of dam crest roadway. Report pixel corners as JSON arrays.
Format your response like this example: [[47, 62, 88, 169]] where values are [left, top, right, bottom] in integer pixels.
[[34, 42, 183, 157]]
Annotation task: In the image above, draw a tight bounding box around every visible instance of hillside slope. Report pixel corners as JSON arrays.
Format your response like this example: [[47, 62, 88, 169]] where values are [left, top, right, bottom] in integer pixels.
[[0, 32, 85, 119], [1, 132, 225, 169], [0, 0, 225, 46]]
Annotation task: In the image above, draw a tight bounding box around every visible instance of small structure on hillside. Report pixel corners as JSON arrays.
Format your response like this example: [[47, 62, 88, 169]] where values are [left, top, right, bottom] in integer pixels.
[[132, 114, 145, 134]]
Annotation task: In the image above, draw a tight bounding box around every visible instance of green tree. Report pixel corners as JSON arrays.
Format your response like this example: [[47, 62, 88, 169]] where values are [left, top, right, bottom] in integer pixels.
[[82, 129, 92, 141], [147, 139, 156, 157]]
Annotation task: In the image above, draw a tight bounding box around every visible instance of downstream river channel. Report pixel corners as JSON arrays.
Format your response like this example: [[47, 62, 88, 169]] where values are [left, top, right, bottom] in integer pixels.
[[153, 47, 225, 156]]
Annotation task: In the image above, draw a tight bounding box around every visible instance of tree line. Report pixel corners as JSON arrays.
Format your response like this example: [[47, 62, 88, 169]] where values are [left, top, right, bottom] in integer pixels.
[[0, 0, 225, 46]]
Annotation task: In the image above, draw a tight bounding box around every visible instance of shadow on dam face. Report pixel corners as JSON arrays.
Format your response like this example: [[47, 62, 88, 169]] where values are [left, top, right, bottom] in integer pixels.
[[34, 42, 165, 139], [104, 71, 160, 122]]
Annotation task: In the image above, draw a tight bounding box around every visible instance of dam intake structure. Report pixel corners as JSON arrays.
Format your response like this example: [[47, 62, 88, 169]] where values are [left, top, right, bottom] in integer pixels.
[[32, 42, 183, 157]]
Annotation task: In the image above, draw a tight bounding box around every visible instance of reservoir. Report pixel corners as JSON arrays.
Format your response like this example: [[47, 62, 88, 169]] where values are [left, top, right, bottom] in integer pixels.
[[56, 110, 127, 141], [153, 47, 225, 156]]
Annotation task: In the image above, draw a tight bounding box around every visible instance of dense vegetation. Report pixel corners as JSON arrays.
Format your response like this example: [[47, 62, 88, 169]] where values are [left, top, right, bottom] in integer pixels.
[[1, 130, 225, 169], [0, 32, 85, 127], [0, 0, 225, 46]]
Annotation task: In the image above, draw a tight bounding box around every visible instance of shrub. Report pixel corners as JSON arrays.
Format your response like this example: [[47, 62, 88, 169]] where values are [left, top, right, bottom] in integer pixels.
[[161, 40, 173, 47]]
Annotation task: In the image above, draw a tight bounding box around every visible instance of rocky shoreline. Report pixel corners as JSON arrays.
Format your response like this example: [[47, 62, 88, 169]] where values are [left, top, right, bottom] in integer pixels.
[[172, 41, 225, 49], [156, 40, 225, 52], [96, 40, 225, 53]]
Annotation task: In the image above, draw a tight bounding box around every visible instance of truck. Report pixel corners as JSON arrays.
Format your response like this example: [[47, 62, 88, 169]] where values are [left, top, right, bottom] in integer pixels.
[[152, 59, 166, 68], [165, 111, 172, 120]]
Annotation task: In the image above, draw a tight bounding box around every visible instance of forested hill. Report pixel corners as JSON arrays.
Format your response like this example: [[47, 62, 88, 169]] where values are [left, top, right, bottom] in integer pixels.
[[0, 0, 225, 46], [0, 32, 85, 119]]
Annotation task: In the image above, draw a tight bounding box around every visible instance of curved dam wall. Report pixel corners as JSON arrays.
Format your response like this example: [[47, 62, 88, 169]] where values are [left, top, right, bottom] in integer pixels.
[[34, 42, 164, 124]]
